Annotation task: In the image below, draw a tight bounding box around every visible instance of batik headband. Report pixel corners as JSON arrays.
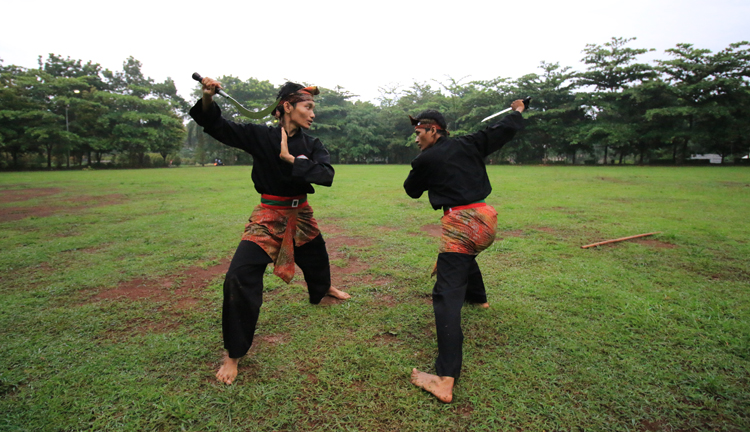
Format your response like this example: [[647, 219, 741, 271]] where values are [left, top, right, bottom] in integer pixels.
[[281, 86, 320, 106], [414, 121, 444, 131]]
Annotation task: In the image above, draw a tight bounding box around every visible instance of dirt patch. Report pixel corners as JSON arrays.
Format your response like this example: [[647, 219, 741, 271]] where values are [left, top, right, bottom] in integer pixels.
[[419, 224, 442, 238], [532, 226, 557, 234], [0, 187, 62, 204], [331, 257, 370, 275], [61, 245, 106, 254], [123, 319, 180, 336], [258, 333, 290, 345], [304, 373, 319, 384], [371, 332, 399, 346], [549, 206, 579, 215], [720, 181, 750, 188], [640, 419, 669, 432], [317, 219, 348, 236], [597, 177, 628, 183], [376, 226, 399, 233], [175, 298, 200, 309], [91, 256, 231, 308], [0, 194, 126, 222], [326, 235, 373, 279], [326, 235, 373, 249], [318, 234, 394, 290], [456, 402, 474, 417], [497, 229, 524, 239], [374, 293, 397, 307], [416, 292, 433, 305], [95, 277, 155, 300], [0, 206, 59, 222], [633, 239, 678, 249]]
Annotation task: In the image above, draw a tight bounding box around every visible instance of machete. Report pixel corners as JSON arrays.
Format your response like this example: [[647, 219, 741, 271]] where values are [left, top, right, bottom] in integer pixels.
[[192, 72, 280, 119], [481, 96, 531, 122]]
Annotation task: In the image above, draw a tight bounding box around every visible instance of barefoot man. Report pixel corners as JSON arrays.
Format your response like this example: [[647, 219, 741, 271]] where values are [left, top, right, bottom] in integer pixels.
[[190, 77, 351, 385], [403, 102, 525, 402]]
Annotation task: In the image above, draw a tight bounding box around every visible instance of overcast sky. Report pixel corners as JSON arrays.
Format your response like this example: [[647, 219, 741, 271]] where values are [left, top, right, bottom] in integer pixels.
[[2, 0, 748, 104]]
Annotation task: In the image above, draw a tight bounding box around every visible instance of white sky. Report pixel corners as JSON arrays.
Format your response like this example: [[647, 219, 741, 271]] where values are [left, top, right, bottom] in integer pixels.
[[2, 0, 748, 104]]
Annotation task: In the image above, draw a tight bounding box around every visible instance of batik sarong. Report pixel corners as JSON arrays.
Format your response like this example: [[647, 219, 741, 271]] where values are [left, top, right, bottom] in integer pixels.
[[241, 194, 320, 283], [430, 203, 497, 276], [439, 203, 497, 255]]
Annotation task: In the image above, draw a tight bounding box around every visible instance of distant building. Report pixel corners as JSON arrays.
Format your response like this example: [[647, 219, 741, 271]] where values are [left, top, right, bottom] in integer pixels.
[[690, 154, 723, 164]]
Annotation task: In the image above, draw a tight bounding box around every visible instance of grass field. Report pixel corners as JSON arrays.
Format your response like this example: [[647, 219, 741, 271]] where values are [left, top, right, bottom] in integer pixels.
[[1, 165, 749, 431]]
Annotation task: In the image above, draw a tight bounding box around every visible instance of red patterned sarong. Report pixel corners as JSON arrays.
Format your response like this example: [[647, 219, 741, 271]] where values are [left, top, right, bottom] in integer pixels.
[[241, 195, 320, 283], [439, 204, 497, 254], [431, 204, 497, 276]]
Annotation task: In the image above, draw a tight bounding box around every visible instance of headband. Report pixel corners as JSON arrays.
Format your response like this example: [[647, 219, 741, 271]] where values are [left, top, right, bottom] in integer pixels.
[[281, 86, 320, 106], [414, 121, 444, 131]]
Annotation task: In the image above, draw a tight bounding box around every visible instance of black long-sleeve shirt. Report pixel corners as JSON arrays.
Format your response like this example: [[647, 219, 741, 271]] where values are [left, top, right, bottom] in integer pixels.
[[189, 100, 334, 196], [403, 111, 524, 210]]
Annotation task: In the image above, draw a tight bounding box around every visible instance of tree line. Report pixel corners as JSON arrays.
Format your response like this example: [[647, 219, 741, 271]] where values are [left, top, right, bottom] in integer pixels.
[[1, 55, 186, 169], [3, 37, 749, 169]]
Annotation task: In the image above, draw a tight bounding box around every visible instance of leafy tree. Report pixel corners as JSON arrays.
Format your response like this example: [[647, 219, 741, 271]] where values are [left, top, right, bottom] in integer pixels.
[[103, 57, 185, 166], [39, 54, 111, 166], [338, 101, 389, 163], [577, 37, 656, 164], [0, 64, 78, 169], [649, 41, 750, 163], [512, 62, 586, 163], [309, 85, 356, 163], [0, 62, 42, 167]]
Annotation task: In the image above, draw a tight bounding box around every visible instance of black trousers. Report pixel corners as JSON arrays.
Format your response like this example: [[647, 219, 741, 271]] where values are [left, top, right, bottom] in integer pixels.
[[222, 234, 331, 358], [433, 252, 488, 380]]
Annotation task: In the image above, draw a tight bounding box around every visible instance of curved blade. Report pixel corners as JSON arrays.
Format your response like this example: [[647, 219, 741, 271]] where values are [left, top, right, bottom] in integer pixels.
[[224, 94, 280, 119]]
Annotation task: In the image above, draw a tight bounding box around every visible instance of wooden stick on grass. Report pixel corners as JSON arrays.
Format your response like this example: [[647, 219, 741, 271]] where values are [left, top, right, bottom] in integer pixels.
[[581, 232, 662, 249]]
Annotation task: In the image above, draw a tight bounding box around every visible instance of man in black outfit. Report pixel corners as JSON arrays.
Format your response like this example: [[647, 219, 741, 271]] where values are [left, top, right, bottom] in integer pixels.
[[404, 100, 525, 402], [190, 77, 350, 385]]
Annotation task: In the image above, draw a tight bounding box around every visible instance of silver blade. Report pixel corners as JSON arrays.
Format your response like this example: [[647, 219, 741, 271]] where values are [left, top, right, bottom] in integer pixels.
[[481, 107, 512, 123]]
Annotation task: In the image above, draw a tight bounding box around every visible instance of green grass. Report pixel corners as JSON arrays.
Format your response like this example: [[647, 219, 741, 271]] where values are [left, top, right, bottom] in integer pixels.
[[1, 165, 749, 431]]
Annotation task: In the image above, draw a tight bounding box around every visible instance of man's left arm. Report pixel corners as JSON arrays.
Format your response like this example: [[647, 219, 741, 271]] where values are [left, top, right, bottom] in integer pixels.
[[404, 156, 429, 199]]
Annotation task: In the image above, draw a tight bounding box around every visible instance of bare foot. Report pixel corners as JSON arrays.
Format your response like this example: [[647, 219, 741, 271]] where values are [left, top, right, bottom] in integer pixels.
[[479, 302, 490, 309], [410, 368, 454, 403], [326, 286, 351, 300], [216, 353, 240, 385]]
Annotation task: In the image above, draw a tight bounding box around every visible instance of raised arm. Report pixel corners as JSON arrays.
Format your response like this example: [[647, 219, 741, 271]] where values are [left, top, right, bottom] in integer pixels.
[[201, 76, 221, 112], [473, 99, 526, 157], [188, 76, 260, 153]]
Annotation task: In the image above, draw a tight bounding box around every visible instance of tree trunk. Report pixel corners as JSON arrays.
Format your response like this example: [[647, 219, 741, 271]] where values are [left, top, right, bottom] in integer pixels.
[[603, 146, 608, 165], [680, 139, 688, 165]]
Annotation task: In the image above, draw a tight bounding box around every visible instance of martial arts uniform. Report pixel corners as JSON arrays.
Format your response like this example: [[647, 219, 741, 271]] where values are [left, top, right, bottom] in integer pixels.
[[404, 111, 524, 380], [190, 100, 334, 359]]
